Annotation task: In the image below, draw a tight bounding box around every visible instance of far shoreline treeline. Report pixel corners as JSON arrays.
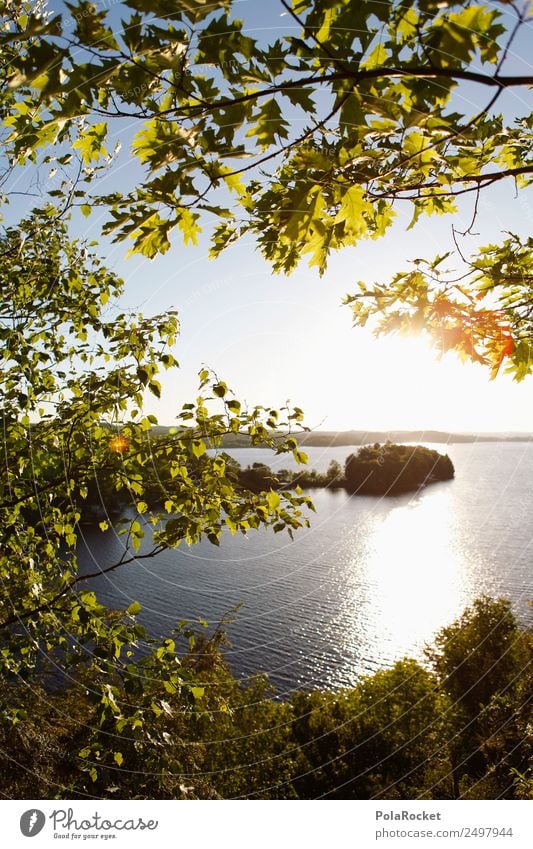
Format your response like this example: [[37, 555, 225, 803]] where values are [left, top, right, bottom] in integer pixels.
[[149, 427, 533, 446]]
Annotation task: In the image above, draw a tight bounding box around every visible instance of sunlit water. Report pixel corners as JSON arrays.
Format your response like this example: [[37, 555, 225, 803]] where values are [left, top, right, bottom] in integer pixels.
[[77, 443, 533, 693]]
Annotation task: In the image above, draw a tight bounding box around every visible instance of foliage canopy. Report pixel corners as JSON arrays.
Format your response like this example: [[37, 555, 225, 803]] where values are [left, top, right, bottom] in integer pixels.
[[2, 0, 532, 376], [0, 595, 530, 799]]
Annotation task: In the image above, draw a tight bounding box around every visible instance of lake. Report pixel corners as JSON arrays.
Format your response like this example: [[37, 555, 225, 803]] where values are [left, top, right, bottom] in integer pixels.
[[77, 443, 533, 694]]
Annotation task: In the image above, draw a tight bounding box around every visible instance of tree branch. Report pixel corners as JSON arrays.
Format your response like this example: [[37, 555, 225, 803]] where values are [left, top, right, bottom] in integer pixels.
[[0, 545, 166, 631], [85, 67, 533, 123], [367, 165, 533, 199]]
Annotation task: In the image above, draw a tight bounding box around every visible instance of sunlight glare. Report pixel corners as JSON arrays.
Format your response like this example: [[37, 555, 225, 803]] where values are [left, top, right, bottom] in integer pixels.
[[346, 487, 466, 661]]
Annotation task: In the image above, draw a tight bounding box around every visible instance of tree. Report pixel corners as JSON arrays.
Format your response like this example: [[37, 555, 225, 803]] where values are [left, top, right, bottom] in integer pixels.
[[0, 0, 314, 796], [426, 596, 532, 798], [290, 659, 453, 799], [0, 209, 312, 794], [2, 0, 532, 377], [427, 596, 529, 714]]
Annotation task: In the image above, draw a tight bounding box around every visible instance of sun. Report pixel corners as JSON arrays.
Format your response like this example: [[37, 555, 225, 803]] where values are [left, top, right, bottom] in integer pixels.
[[327, 330, 492, 433]]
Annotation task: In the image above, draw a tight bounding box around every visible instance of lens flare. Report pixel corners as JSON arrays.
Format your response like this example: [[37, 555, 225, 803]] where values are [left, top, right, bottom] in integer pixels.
[[109, 434, 129, 454]]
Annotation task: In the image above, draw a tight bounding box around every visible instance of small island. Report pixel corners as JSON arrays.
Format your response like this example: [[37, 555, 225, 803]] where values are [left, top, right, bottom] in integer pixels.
[[343, 442, 455, 495], [239, 442, 454, 496]]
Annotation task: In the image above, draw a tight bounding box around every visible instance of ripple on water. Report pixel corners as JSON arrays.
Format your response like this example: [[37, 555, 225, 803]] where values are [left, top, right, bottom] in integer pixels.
[[77, 443, 533, 690]]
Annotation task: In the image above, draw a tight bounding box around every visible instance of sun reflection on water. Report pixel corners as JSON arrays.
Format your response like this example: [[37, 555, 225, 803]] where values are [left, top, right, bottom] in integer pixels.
[[344, 486, 467, 665]]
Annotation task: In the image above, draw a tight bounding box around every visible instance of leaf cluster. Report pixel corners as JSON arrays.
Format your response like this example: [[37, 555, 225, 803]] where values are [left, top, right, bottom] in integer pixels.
[[2, 0, 532, 374], [0, 211, 311, 789]]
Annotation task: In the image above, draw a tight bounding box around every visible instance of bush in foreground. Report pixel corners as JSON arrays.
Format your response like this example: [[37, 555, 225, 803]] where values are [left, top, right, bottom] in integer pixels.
[[0, 597, 529, 800]]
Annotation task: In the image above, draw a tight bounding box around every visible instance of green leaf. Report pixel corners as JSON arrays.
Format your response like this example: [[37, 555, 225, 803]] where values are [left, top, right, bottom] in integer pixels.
[[361, 42, 390, 70], [191, 439, 206, 458], [191, 687, 205, 699], [177, 209, 201, 246], [213, 382, 227, 398], [283, 87, 316, 113], [246, 98, 289, 150], [335, 185, 369, 239], [148, 380, 161, 398], [72, 123, 108, 164], [266, 490, 280, 511]]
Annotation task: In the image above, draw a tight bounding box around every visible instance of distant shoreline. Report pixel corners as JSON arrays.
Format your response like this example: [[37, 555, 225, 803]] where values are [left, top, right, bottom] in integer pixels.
[[150, 427, 533, 447]]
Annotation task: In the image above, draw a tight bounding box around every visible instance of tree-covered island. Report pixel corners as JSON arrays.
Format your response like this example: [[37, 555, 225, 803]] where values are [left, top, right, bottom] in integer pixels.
[[224, 442, 454, 498], [344, 442, 454, 495]]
